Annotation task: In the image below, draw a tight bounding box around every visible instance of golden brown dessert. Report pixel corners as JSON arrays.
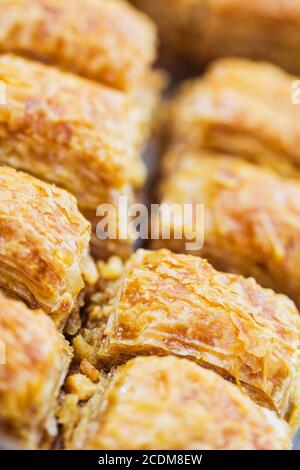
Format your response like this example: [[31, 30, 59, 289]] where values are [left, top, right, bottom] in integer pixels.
[[154, 152, 300, 310], [67, 356, 291, 450], [0, 292, 72, 448], [164, 58, 300, 180], [0, 54, 163, 258], [0, 0, 157, 91], [132, 0, 300, 74], [82, 249, 300, 425], [0, 166, 97, 327], [0, 54, 145, 210]]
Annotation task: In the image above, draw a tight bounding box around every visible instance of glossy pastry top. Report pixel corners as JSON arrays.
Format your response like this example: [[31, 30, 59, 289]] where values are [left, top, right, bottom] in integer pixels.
[[0, 292, 72, 448], [165, 58, 300, 178], [0, 166, 97, 325], [0, 54, 147, 210], [0, 0, 157, 90], [77, 356, 290, 450], [98, 249, 300, 418]]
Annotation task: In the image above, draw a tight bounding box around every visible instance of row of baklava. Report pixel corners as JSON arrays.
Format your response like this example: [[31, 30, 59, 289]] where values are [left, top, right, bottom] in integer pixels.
[[0, 0, 162, 449], [62, 52, 300, 449], [0, 0, 300, 452], [0, 0, 165, 259], [0, 0, 162, 328], [1, 244, 299, 450]]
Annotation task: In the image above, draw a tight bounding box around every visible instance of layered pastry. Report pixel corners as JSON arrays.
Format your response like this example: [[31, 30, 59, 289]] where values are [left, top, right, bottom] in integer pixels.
[[153, 152, 300, 309], [80, 249, 300, 427], [0, 292, 72, 448], [0, 0, 157, 91], [132, 0, 300, 74], [0, 54, 163, 258], [0, 166, 97, 328], [164, 58, 300, 180], [65, 356, 290, 450]]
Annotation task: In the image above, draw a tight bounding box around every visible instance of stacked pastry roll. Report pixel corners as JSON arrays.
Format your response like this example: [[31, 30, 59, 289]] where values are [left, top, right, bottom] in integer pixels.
[[132, 0, 300, 74], [0, 167, 97, 329], [0, 0, 157, 91], [163, 58, 300, 180], [152, 58, 300, 312], [0, 0, 161, 450], [0, 0, 164, 259], [0, 292, 72, 449], [0, 167, 94, 448]]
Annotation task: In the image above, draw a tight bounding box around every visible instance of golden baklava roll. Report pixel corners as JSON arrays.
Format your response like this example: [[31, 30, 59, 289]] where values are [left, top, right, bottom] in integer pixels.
[[0, 292, 72, 448], [0, 0, 157, 91], [0, 54, 146, 210], [154, 152, 300, 310], [67, 356, 290, 450], [0, 54, 163, 258], [82, 249, 300, 426], [164, 58, 300, 180], [132, 0, 300, 74], [0, 166, 97, 327]]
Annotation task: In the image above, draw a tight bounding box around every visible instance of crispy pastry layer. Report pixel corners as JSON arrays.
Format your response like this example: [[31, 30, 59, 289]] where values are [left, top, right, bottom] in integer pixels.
[[84, 249, 300, 422], [0, 53, 147, 210], [154, 152, 300, 310], [68, 356, 290, 450], [0, 54, 164, 258], [0, 0, 157, 90], [164, 58, 300, 180], [0, 292, 72, 448], [0, 166, 97, 326], [132, 0, 300, 74]]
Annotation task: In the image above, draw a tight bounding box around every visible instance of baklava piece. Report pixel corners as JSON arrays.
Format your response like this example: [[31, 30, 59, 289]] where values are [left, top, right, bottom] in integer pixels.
[[132, 0, 300, 75], [67, 356, 290, 450], [0, 292, 72, 448], [0, 54, 163, 258], [0, 0, 157, 91], [165, 58, 300, 180], [0, 166, 97, 327], [154, 152, 300, 309], [83, 249, 300, 425]]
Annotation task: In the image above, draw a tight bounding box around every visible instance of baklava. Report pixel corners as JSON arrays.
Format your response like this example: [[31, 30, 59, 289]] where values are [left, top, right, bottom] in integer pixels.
[[0, 166, 97, 327], [164, 58, 300, 180], [0, 54, 163, 258], [67, 356, 291, 450], [82, 249, 300, 426], [0, 0, 157, 91], [0, 292, 72, 448], [154, 152, 300, 309], [132, 0, 300, 75]]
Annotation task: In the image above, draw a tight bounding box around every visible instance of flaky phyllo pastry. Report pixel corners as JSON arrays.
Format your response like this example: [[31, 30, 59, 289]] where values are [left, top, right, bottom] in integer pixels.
[[153, 152, 300, 310], [0, 166, 97, 327], [66, 357, 291, 450], [0, 53, 163, 258], [0, 292, 72, 448], [164, 58, 300, 180], [132, 0, 300, 75], [0, 0, 299, 453], [0, 53, 145, 209], [83, 249, 300, 428], [0, 0, 157, 91]]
